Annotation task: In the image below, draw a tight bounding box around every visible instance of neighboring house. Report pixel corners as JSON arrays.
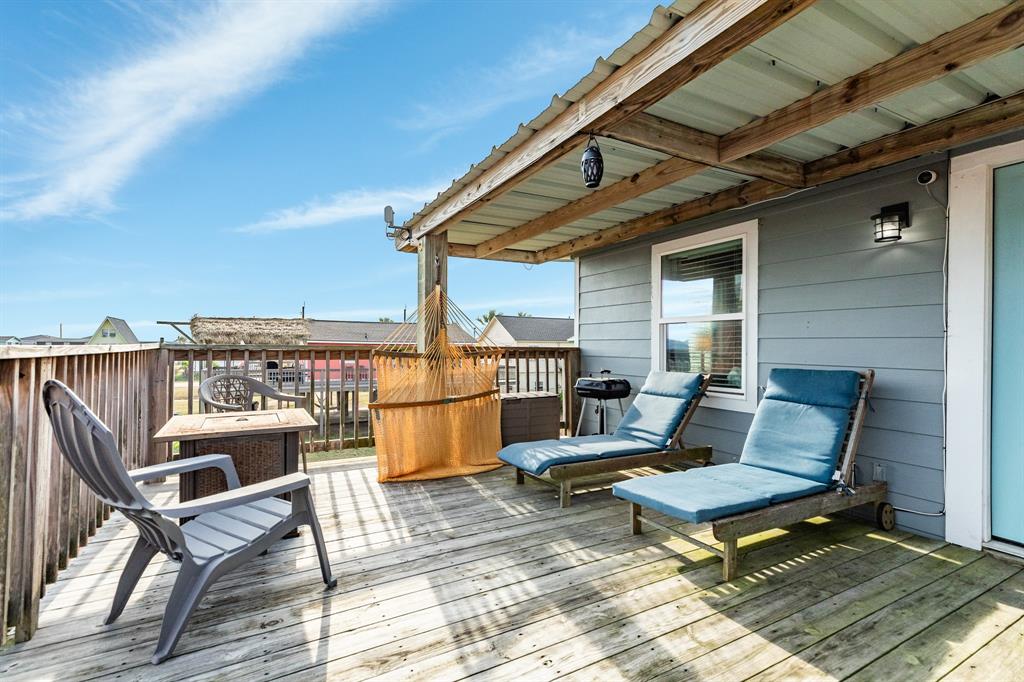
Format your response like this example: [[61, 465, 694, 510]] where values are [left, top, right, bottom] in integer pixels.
[[479, 315, 574, 347], [88, 317, 139, 344], [394, 0, 1024, 559], [19, 335, 87, 346], [0, 336, 20, 345], [481, 315, 575, 393]]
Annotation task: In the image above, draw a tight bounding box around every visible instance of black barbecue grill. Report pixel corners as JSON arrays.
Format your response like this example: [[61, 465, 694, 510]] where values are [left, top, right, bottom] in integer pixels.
[[574, 370, 631, 436]]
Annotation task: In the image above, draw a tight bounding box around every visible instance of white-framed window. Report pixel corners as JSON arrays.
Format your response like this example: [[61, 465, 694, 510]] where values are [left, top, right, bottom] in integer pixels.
[[651, 219, 758, 413]]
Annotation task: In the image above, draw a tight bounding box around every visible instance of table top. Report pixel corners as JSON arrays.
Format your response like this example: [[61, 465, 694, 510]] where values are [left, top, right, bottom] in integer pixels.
[[153, 408, 317, 443]]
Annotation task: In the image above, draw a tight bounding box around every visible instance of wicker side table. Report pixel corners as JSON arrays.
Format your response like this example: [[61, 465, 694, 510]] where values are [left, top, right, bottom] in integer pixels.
[[154, 409, 316, 536]]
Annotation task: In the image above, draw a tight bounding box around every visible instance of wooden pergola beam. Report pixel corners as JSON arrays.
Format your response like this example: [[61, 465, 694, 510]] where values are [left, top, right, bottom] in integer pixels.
[[537, 91, 1024, 262], [536, 179, 790, 262], [719, 0, 1024, 162], [604, 112, 805, 186], [403, 0, 815, 243], [805, 90, 1024, 185], [474, 156, 707, 257], [447, 242, 539, 263]]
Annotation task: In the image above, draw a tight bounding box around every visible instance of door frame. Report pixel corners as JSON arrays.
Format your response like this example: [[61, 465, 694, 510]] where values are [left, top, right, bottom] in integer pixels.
[[946, 139, 1024, 556]]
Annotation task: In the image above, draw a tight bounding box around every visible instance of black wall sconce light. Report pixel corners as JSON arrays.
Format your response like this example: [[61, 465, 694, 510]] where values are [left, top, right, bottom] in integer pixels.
[[872, 202, 910, 243], [580, 133, 603, 189]]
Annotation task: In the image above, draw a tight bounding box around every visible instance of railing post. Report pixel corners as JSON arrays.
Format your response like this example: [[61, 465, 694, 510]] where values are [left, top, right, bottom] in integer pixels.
[[24, 356, 55, 639], [146, 347, 170, 476], [0, 359, 16, 645]]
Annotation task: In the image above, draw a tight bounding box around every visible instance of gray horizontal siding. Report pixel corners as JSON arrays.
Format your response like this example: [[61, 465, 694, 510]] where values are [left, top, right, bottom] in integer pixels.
[[577, 158, 948, 538]]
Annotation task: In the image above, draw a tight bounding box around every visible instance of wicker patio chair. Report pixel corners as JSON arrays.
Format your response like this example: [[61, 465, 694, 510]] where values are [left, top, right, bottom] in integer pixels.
[[42, 380, 336, 664], [199, 374, 304, 412], [199, 375, 310, 471]]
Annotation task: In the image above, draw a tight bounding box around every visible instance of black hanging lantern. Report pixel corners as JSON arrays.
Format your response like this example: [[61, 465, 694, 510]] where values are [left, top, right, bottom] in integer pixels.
[[580, 134, 604, 189], [872, 202, 910, 243]]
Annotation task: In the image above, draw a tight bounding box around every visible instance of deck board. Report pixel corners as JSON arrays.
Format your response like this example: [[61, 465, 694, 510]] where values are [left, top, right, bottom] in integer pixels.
[[1, 457, 1020, 681]]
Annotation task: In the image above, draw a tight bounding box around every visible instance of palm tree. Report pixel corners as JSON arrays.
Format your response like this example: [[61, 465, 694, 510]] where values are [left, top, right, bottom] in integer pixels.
[[378, 317, 395, 323], [476, 309, 502, 326], [516, 311, 532, 317]]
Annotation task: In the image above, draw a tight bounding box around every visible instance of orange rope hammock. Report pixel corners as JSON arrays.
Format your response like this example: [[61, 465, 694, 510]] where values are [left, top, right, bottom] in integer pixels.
[[369, 286, 503, 482]]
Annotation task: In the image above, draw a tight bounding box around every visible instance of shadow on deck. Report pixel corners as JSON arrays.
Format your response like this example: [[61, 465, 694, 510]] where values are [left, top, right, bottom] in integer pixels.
[[1, 457, 1020, 681]]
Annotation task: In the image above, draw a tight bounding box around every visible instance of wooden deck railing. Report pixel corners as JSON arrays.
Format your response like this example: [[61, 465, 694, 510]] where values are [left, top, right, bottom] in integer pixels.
[[0, 343, 171, 644], [164, 344, 580, 451], [0, 341, 578, 643]]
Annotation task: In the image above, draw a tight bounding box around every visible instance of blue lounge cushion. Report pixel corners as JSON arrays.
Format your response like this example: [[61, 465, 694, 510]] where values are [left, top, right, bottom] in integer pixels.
[[613, 463, 829, 524], [499, 371, 705, 476], [763, 368, 860, 409], [497, 435, 656, 476], [614, 369, 865, 525], [613, 470, 769, 524], [613, 371, 704, 448], [739, 368, 861, 485], [697, 463, 828, 503]]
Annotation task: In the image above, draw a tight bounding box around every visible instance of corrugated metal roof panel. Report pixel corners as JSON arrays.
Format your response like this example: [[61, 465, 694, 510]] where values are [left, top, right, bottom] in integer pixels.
[[408, 0, 1021, 258], [404, 2, 696, 228]]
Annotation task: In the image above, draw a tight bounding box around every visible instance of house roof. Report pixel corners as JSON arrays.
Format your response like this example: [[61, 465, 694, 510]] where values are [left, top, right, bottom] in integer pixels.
[[0, 336, 19, 342], [396, 0, 1024, 263], [20, 335, 88, 345], [103, 317, 138, 343], [491, 315, 574, 343], [309, 319, 476, 344]]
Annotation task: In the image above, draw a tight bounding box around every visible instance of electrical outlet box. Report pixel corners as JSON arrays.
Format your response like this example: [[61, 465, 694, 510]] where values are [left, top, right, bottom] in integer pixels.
[[873, 463, 887, 482]]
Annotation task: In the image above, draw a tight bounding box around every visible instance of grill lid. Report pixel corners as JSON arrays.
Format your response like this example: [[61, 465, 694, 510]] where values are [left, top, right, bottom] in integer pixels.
[[574, 377, 631, 399]]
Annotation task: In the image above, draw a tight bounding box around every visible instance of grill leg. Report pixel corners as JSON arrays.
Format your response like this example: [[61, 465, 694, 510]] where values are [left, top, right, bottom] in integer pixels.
[[574, 398, 587, 436]]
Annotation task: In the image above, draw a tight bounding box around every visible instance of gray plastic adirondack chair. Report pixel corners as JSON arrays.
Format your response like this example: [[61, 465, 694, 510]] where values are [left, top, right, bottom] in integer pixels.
[[42, 379, 336, 664]]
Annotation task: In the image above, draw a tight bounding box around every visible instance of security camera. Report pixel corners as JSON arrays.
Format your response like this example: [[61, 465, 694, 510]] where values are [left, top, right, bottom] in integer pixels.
[[917, 170, 938, 186]]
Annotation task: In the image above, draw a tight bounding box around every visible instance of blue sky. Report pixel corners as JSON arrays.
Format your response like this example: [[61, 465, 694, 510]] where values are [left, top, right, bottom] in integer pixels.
[[0, 0, 652, 340]]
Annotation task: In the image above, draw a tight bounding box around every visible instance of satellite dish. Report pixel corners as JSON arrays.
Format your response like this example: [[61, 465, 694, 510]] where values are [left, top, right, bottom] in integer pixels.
[[384, 205, 395, 228]]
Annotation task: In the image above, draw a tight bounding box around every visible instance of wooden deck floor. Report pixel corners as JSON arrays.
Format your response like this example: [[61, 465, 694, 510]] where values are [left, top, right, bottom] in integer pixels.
[[2, 457, 1022, 681]]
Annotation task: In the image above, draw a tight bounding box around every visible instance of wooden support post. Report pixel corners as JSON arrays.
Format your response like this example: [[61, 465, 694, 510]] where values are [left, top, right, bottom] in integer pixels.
[[722, 539, 738, 581], [417, 232, 448, 353], [145, 348, 170, 480], [515, 469, 525, 485], [631, 503, 643, 535], [559, 479, 572, 508]]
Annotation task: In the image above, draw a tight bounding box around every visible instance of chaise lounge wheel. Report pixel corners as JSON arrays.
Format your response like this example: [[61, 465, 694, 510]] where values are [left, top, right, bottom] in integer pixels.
[[875, 502, 895, 531]]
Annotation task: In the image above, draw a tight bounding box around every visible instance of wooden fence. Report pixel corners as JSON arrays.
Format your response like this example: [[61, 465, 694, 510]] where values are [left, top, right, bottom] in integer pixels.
[[0, 343, 170, 644], [0, 341, 578, 644]]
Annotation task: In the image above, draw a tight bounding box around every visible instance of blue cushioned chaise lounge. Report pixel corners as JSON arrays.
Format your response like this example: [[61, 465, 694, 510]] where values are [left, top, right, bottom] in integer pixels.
[[614, 368, 893, 580], [498, 371, 711, 507]]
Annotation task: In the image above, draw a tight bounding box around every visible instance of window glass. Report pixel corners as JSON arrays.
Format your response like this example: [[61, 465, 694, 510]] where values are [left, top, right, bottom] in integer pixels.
[[661, 239, 743, 318], [664, 320, 742, 390]]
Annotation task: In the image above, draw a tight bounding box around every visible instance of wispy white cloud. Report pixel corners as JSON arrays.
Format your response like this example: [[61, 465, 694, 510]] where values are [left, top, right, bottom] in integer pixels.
[[2, 0, 385, 222], [234, 183, 445, 234], [396, 17, 641, 148]]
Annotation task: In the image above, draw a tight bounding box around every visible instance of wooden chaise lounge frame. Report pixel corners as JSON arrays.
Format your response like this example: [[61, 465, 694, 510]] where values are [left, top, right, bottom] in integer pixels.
[[515, 374, 713, 508], [629, 370, 894, 581]]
